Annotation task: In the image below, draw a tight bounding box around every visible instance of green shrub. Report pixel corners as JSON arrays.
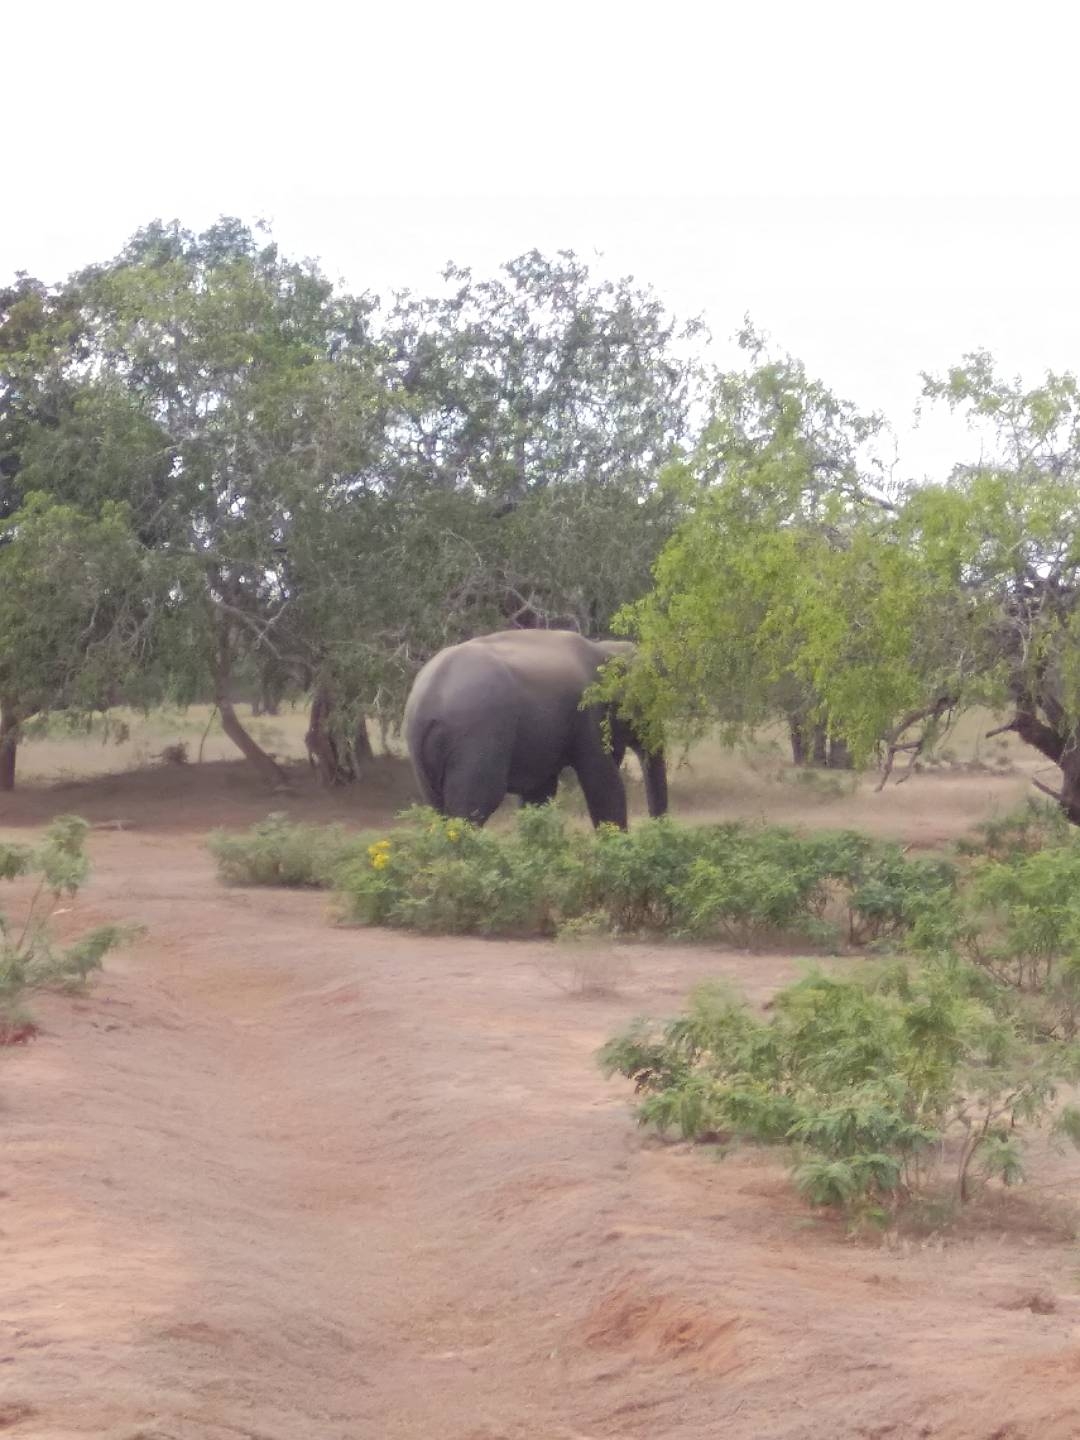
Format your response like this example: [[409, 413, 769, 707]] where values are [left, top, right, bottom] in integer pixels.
[[214, 808, 961, 948], [600, 961, 1080, 1217], [666, 827, 859, 944], [935, 842, 1080, 1039], [1, 816, 140, 1040], [584, 818, 715, 931], [335, 805, 588, 936], [333, 810, 906, 943], [207, 813, 364, 887], [848, 847, 956, 945], [850, 803, 1080, 1038]]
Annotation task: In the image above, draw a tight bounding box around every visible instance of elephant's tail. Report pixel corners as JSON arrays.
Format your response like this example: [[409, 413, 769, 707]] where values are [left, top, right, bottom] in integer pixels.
[[412, 718, 450, 811]]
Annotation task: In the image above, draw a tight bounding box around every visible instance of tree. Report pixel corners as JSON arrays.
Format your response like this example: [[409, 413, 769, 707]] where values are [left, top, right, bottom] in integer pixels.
[[382, 250, 700, 634], [291, 248, 703, 782], [607, 342, 1080, 827], [906, 354, 1080, 818], [0, 226, 701, 791], [23, 219, 388, 786], [0, 273, 87, 524], [0, 495, 154, 789], [603, 330, 898, 763]]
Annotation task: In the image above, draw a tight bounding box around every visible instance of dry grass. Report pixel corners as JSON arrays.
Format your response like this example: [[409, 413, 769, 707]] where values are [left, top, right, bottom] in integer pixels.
[[537, 943, 632, 998], [14, 704, 401, 784], [1, 700, 1052, 855]]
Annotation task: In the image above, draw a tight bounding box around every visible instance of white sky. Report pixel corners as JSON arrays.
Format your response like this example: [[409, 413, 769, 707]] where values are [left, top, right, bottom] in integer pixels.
[[7, 0, 1080, 480]]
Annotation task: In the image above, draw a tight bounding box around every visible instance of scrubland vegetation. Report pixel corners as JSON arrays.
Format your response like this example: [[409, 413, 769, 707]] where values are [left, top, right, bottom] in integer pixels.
[[0, 816, 137, 1042], [9, 212, 1080, 1235], [205, 797, 1080, 1221]]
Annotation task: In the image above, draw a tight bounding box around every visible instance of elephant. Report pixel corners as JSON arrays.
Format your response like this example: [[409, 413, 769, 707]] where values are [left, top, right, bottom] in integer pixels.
[[403, 629, 667, 829]]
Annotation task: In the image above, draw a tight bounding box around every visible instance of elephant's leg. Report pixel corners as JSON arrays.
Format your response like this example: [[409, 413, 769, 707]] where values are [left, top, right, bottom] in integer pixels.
[[440, 756, 510, 827], [571, 731, 629, 830], [519, 774, 559, 808]]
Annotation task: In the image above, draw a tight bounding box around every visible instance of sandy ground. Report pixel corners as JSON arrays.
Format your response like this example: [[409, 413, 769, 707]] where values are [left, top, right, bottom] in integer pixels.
[[4, 751, 1080, 1439]]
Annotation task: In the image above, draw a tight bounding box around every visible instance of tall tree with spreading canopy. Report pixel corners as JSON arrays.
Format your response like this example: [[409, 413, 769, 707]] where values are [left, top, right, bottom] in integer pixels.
[[0, 496, 155, 789], [294, 248, 703, 781], [605, 341, 1080, 826], [601, 329, 897, 764], [0, 273, 89, 521], [16, 219, 390, 786], [382, 250, 700, 635]]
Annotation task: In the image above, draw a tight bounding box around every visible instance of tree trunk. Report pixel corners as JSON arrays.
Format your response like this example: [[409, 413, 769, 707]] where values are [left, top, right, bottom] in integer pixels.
[[218, 694, 287, 788], [811, 724, 829, 767], [305, 686, 351, 787], [0, 701, 19, 792], [788, 716, 807, 766], [788, 709, 851, 770], [828, 736, 853, 770], [1058, 752, 1080, 827], [214, 625, 287, 788], [1000, 709, 1080, 826], [257, 665, 284, 717]]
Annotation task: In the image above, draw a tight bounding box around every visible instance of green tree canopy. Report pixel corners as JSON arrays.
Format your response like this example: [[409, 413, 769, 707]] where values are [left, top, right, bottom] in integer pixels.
[[0, 221, 700, 789], [380, 250, 700, 638], [5, 219, 389, 784], [0, 495, 154, 788], [607, 342, 1080, 825], [604, 331, 898, 758]]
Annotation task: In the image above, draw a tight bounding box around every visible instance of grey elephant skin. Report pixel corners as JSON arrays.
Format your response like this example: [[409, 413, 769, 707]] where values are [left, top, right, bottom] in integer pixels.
[[403, 630, 668, 828]]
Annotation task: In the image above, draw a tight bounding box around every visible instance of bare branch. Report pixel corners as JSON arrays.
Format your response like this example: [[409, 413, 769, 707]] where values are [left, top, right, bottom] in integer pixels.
[[1032, 776, 1064, 804], [985, 721, 1017, 740], [875, 696, 955, 792]]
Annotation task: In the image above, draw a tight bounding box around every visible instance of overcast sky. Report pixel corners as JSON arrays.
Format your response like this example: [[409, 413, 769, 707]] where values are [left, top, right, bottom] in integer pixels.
[[8, 0, 1080, 479]]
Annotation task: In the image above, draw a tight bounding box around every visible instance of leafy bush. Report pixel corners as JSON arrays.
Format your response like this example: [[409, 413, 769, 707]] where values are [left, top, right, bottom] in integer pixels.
[[836, 802, 1080, 1037], [335, 805, 588, 936], [207, 813, 365, 887], [325, 808, 958, 946], [669, 828, 881, 945], [847, 847, 957, 945], [928, 840, 1080, 1039], [1, 816, 140, 1041], [600, 962, 1080, 1217], [214, 807, 961, 947], [584, 819, 718, 931]]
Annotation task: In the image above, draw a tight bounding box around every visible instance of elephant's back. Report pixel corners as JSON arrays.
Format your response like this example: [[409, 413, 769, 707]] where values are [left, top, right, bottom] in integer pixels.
[[405, 638, 521, 732], [455, 629, 611, 691], [405, 629, 626, 737]]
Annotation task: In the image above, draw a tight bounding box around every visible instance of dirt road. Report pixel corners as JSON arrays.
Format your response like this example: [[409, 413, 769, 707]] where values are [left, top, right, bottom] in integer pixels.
[[5, 823, 1080, 1439]]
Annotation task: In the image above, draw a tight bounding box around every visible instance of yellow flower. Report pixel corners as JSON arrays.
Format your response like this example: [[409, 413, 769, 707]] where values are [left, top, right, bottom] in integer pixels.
[[446, 823, 462, 842], [371, 849, 391, 870]]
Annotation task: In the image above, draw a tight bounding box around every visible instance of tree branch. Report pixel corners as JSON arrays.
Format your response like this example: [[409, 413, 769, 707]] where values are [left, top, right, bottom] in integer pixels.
[[1010, 710, 1066, 764], [984, 722, 1016, 740], [1032, 776, 1064, 804], [875, 697, 954, 792]]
